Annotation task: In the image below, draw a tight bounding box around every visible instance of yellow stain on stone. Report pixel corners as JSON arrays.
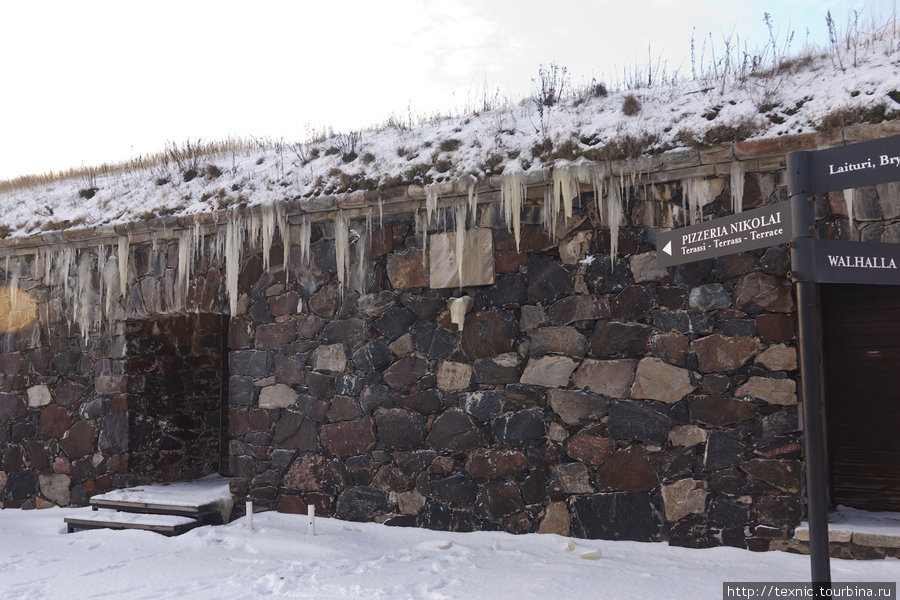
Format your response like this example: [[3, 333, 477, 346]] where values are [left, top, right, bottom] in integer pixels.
[[0, 286, 36, 332]]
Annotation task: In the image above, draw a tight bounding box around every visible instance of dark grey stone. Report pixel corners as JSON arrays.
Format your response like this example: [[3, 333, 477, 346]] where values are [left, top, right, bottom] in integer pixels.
[[605, 400, 671, 445], [431, 473, 477, 507], [590, 321, 652, 357], [375, 409, 427, 450], [491, 409, 545, 444], [570, 492, 662, 541], [651, 310, 715, 335], [335, 486, 389, 522], [705, 431, 747, 471], [352, 339, 393, 372], [479, 273, 527, 308], [373, 307, 417, 341], [459, 391, 505, 423], [229, 350, 272, 377], [228, 376, 254, 407], [526, 255, 572, 302]]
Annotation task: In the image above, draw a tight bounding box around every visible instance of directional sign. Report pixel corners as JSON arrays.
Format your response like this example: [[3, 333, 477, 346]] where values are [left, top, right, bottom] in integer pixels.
[[808, 134, 900, 194], [657, 201, 793, 267], [797, 238, 900, 285]]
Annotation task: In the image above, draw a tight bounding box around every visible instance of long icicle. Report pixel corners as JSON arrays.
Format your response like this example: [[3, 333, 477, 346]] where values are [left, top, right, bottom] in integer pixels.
[[334, 211, 350, 294], [455, 203, 467, 289], [500, 172, 524, 252]]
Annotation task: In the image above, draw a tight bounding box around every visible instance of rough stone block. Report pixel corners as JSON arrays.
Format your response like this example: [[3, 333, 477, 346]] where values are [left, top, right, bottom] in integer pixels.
[[572, 359, 636, 397], [436, 361, 472, 390], [662, 479, 708, 522], [429, 229, 494, 289], [519, 356, 578, 388], [259, 384, 297, 409], [630, 358, 696, 404], [735, 376, 797, 405]]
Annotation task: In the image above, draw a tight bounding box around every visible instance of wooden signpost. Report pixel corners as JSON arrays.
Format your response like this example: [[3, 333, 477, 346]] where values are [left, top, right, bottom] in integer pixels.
[[658, 134, 900, 598]]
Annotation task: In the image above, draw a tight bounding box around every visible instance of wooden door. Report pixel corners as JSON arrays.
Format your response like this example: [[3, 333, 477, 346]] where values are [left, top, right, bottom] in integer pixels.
[[821, 284, 900, 511]]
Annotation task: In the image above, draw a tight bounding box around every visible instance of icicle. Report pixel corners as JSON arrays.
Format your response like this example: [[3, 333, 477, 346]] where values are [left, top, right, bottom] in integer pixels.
[[730, 161, 745, 214], [299, 215, 312, 265], [260, 203, 276, 271], [74, 251, 95, 341], [466, 175, 479, 228], [59, 247, 73, 306], [177, 227, 193, 310], [455, 204, 467, 289], [378, 195, 384, 228], [500, 172, 525, 252], [355, 216, 368, 294], [845, 188, 856, 239], [683, 177, 711, 225], [276, 201, 290, 282], [224, 213, 244, 316], [117, 235, 129, 298], [97, 245, 107, 322], [425, 185, 440, 229], [607, 177, 622, 268], [102, 252, 120, 320], [334, 211, 350, 293]]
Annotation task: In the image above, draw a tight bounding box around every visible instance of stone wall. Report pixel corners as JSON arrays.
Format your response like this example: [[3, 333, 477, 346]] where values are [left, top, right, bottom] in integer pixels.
[[2, 125, 897, 547]]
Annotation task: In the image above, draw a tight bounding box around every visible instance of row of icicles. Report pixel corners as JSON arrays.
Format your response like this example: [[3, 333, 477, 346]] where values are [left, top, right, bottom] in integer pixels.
[[1, 163, 754, 341]]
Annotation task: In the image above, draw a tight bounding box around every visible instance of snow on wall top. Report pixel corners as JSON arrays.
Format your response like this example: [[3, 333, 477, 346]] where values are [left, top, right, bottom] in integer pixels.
[[1, 35, 899, 239]]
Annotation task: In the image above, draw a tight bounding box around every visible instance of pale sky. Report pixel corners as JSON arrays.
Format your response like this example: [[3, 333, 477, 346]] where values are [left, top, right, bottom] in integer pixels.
[[0, 0, 884, 180]]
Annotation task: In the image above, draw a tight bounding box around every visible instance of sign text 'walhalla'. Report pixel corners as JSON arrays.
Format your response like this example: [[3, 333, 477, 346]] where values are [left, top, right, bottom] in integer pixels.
[[811, 239, 900, 285], [657, 201, 792, 267]]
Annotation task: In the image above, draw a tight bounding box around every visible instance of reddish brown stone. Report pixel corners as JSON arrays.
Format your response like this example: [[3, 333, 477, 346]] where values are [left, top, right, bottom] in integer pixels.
[[651, 332, 690, 366], [107, 453, 128, 474], [309, 285, 341, 319], [320, 417, 376, 457], [734, 273, 794, 314], [284, 453, 327, 492], [368, 225, 394, 258], [272, 411, 319, 451], [0, 393, 26, 423], [461, 311, 518, 359], [39, 405, 70, 439], [53, 380, 87, 409], [594, 447, 660, 492], [427, 409, 484, 452], [0, 353, 23, 374], [383, 356, 428, 389], [692, 334, 759, 373], [495, 250, 527, 273], [566, 433, 615, 465], [228, 409, 251, 436], [269, 291, 300, 317], [59, 420, 97, 458], [276, 494, 308, 514], [756, 313, 795, 343], [52, 456, 70, 475], [466, 448, 527, 481], [386, 250, 426, 289], [255, 321, 297, 348]]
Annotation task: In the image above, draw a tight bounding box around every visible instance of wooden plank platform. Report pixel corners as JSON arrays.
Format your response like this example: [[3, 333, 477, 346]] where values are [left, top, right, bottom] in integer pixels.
[[65, 511, 200, 537]]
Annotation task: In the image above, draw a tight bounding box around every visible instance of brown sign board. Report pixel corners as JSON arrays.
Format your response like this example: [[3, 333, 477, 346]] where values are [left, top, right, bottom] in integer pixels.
[[656, 201, 792, 267]]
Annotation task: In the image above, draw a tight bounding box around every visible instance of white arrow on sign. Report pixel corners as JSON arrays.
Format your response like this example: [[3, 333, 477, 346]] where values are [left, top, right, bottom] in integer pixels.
[[662, 240, 672, 255]]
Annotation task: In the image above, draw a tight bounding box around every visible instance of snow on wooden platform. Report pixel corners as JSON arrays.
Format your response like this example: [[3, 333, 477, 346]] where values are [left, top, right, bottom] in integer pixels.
[[65, 509, 200, 536], [89, 474, 234, 524], [90, 474, 231, 508], [794, 505, 900, 547]]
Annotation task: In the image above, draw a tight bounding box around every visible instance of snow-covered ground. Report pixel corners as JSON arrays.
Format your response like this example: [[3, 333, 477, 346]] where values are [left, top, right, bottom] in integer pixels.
[[0, 30, 898, 238], [0, 508, 896, 600]]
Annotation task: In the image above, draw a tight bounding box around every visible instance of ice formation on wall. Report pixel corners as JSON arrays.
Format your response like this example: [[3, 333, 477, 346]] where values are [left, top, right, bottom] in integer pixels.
[[465, 175, 478, 228], [607, 179, 622, 266], [730, 161, 745, 214], [117, 235, 129, 299], [455, 203, 467, 288], [500, 172, 525, 252], [682, 177, 711, 225], [844, 188, 856, 239], [334, 211, 350, 292]]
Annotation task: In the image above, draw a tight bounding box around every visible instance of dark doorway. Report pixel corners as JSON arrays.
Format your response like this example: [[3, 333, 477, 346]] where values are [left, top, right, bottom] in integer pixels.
[[124, 313, 227, 484], [821, 284, 900, 511]]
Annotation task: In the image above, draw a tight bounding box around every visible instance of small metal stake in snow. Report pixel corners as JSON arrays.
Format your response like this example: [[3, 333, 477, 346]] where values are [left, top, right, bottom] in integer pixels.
[[307, 505, 315, 536], [246, 500, 254, 531]]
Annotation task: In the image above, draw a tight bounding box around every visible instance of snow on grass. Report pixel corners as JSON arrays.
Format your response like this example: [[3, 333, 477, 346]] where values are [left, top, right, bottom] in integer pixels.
[[0, 31, 898, 239], [0, 508, 897, 600]]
